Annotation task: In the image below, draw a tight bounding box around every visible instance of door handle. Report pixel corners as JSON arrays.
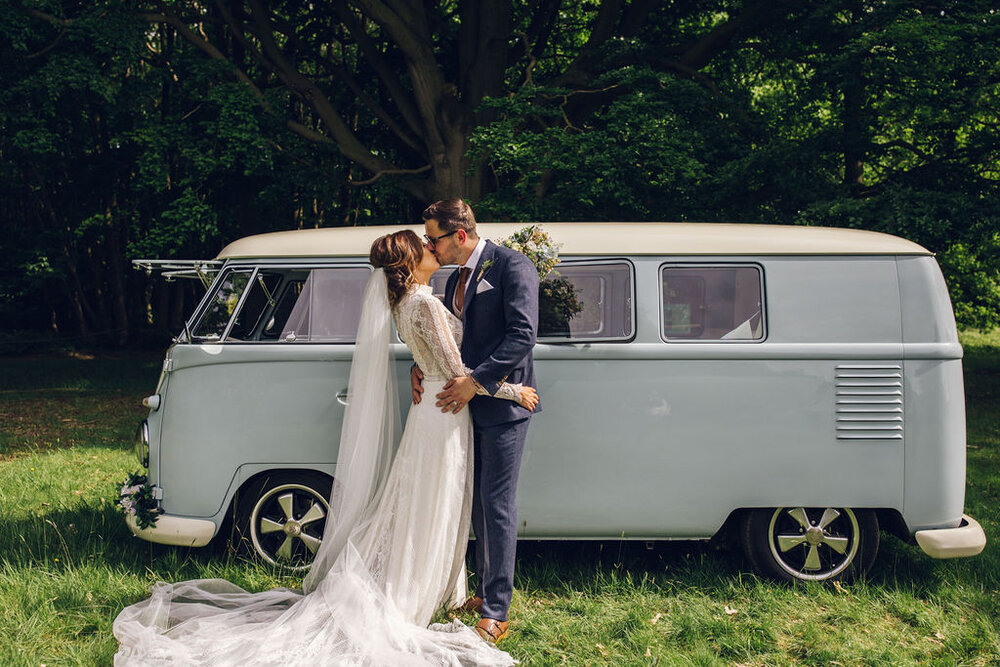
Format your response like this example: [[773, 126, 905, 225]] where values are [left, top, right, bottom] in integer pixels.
[[336, 389, 349, 405]]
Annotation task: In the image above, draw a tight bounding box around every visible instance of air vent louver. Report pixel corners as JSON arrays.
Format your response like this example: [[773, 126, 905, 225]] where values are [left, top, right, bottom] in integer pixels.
[[835, 364, 903, 440]]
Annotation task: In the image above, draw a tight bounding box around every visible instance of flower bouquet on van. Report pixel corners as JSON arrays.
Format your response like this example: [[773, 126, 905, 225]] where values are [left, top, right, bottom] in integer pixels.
[[498, 225, 583, 334], [115, 471, 161, 529]]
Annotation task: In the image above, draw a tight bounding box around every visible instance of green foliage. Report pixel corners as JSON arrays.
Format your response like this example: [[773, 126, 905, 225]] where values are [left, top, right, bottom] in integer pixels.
[[469, 1, 1000, 326], [114, 471, 160, 530], [940, 242, 1000, 329], [1, 0, 999, 339], [539, 277, 583, 335], [497, 225, 583, 333], [472, 74, 727, 221]]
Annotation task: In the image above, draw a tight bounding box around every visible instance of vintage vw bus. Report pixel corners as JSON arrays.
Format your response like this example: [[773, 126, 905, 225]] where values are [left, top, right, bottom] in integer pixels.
[[129, 223, 986, 582]]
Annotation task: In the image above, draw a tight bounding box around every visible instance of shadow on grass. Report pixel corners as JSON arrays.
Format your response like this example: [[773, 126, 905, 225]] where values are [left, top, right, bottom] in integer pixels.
[[0, 352, 162, 394], [0, 501, 228, 576], [512, 531, 997, 604]]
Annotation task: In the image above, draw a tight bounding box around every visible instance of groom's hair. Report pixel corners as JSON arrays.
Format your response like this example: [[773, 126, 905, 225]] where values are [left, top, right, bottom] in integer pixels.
[[422, 199, 478, 239]]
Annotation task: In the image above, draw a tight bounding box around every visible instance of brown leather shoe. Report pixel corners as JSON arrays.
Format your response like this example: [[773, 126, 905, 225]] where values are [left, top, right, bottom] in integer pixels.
[[452, 595, 483, 614], [475, 618, 509, 644]]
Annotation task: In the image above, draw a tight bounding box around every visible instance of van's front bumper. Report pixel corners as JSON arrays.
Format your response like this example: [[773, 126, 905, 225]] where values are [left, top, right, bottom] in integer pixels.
[[125, 513, 217, 547], [915, 514, 986, 558]]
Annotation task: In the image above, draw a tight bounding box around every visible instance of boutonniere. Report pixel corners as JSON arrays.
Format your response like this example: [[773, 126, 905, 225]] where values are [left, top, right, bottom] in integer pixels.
[[477, 259, 495, 282]]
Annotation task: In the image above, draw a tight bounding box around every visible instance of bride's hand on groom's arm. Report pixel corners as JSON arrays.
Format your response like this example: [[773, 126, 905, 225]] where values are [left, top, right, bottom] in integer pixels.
[[518, 386, 539, 412], [410, 364, 424, 404]]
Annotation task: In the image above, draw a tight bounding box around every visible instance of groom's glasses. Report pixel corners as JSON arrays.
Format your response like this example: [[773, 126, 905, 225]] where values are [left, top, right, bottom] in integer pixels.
[[423, 230, 458, 246]]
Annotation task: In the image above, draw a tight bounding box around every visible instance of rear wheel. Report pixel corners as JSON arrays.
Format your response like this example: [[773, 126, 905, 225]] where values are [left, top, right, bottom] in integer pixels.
[[233, 471, 332, 572], [742, 507, 879, 583]]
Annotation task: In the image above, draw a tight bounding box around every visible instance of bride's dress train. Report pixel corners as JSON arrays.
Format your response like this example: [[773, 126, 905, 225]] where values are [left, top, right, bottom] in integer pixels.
[[112, 274, 514, 665]]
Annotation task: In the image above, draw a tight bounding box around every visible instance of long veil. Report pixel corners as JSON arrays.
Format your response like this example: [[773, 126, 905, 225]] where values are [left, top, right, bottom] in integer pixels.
[[304, 268, 398, 592], [113, 269, 513, 665]]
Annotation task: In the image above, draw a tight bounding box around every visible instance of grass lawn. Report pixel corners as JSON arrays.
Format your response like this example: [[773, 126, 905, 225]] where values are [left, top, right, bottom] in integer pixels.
[[1, 338, 998, 666]]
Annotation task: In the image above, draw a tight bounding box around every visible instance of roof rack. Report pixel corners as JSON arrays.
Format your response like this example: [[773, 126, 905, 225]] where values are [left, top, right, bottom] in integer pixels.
[[132, 259, 224, 289]]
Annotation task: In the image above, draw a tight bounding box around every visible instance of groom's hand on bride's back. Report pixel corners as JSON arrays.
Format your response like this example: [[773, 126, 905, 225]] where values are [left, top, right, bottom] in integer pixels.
[[410, 364, 424, 404], [436, 376, 478, 413]]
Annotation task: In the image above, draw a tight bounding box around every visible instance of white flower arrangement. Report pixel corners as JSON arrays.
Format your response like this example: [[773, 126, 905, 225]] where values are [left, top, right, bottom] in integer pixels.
[[499, 225, 583, 332], [497, 225, 561, 280], [115, 471, 161, 529]]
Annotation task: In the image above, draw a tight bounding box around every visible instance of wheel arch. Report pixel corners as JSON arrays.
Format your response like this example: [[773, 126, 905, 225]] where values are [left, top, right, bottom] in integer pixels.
[[213, 465, 335, 548]]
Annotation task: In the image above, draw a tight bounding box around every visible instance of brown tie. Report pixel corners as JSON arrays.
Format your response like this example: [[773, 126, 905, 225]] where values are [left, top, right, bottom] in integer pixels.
[[454, 267, 472, 315]]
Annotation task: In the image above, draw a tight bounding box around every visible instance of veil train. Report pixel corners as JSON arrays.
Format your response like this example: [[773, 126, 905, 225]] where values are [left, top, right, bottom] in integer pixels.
[[112, 270, 513, 666]]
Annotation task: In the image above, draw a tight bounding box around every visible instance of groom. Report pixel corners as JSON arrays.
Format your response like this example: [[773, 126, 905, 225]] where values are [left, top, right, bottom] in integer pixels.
[[412, 199, 539, 643]]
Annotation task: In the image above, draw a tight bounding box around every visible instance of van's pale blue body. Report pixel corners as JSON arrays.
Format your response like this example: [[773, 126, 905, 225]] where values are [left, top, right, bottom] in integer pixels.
[[129, 224, 985, 573]]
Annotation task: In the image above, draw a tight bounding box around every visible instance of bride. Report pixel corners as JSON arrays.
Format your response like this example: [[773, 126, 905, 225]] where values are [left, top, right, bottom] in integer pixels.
[[113, 230, 538, 665]]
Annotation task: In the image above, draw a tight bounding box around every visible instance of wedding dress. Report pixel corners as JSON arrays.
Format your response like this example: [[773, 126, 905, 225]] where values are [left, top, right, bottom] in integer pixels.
[[113, 272, 517, 666]]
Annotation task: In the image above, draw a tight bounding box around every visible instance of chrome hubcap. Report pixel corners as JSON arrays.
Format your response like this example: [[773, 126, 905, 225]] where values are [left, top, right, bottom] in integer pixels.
[[250, 484, 328, 571], [768, 507, 859, 581]]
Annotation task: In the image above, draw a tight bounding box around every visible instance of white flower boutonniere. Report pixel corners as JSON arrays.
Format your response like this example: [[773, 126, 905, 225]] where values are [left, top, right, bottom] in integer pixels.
[[477, 259, 495, 282]]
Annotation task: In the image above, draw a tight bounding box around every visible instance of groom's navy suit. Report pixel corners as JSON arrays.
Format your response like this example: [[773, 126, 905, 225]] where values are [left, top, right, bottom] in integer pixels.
[[443, 239, 539, 622]]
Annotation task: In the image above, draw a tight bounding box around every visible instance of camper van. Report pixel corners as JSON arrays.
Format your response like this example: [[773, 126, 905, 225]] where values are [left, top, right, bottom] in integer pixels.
[[128, 222, 986, 583]]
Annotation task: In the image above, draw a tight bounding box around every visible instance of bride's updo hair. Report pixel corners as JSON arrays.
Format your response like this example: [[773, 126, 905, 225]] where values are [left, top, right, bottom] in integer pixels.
[[370, 230, 425, 307]]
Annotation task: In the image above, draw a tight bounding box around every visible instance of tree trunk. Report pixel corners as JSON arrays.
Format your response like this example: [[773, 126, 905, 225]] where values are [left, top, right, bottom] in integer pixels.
[[841, 6, 866, 192], [105, 208, 130, 345], [170, 282, 187, 334], [842, 62, 866, 191]]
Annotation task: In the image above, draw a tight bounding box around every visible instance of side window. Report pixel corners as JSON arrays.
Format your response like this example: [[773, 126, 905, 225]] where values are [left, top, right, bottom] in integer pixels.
[[428, 263, 633, 342], [660, 265, 764, 341], [278, 267, 370, 342], [191, 266, 370, 343], [191, 270, 252, 341], [539, 262, 633, 342], [260, 278, 307, 340], [227, 272, 283, 341]]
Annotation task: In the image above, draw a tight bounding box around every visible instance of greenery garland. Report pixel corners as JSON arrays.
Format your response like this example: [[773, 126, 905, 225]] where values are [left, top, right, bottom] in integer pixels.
[[114, 471, 161, 530], [498, 225, 583, 333]]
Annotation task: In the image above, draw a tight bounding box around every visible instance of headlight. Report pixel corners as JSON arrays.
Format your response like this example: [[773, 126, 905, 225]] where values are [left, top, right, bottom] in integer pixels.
[[135, 420, 149, 468]]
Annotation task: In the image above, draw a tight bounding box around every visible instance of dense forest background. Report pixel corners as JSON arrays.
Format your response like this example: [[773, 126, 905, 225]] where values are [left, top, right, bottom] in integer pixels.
[[1, 1, 997, 349]]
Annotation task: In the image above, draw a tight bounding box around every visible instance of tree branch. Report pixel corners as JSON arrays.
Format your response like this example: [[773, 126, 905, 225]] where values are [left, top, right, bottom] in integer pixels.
[[349, 163, 432, 186], [242, 0, 404, 176], [326, 60, 423, 153], [354, 0, 449, 166], [22, 6, 74, 27], [26, 25, 68, 59], [144, 8, 404, 181], [556, 0, 626, 87], [459, 0, 510, 110], [676, 1, 774, 70], [877, 139, 932, 161], [333, 5, 425, 139], [618, 0, 660, 38], [140, 12, 271, 108]]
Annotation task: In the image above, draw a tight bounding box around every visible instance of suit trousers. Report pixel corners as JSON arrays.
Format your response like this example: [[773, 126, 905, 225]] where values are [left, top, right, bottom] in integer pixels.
[[471, 416, 530, 622]]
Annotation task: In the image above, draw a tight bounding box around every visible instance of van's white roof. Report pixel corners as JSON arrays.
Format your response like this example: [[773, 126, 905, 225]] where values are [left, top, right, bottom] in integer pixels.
[[216, 222, 930, 259]]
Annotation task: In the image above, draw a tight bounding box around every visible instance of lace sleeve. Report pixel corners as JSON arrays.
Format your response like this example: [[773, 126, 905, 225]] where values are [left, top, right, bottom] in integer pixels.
[[485, 382, 523, 402], [412, 296, 524, 403], [412, 297, 472, 380]]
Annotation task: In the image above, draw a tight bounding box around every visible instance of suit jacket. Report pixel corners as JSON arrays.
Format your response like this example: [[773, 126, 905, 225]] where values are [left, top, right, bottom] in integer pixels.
[[443, 240, 540, 428]]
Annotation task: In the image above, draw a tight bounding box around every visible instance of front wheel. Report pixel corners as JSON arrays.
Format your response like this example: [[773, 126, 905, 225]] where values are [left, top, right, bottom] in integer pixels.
[[233, 471, 333, 572], [741, 507, 879, 583]]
